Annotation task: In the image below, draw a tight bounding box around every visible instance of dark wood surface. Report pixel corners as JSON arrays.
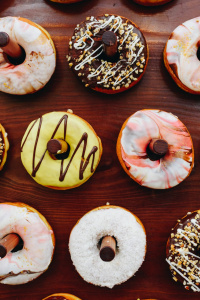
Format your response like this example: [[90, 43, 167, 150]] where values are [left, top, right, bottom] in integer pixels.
[[0, 0, 200, 299]]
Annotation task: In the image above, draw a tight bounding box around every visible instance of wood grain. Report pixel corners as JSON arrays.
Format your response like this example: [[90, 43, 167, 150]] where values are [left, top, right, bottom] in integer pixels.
[[0, 0, 200, 299]]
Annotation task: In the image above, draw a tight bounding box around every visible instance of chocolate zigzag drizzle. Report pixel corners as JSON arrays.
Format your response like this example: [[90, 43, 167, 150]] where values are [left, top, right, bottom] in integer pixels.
[[21, 114, 98, 182]]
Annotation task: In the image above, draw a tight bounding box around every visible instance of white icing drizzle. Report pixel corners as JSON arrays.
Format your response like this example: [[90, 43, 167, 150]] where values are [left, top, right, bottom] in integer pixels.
[[70, 14, 146, 89], [166, 259, 200, 292], [167, 212, 200, 291]]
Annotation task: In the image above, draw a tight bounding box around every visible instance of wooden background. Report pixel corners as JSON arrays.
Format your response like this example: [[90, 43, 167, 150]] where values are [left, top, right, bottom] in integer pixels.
[[0, 0, 200, 299]]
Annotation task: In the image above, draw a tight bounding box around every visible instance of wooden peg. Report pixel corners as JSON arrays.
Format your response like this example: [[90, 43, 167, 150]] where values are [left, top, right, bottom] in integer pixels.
[[147, 138, 168, 161], [100, 236, 116, 262], [102, 31, 118, 58], [47, 139, 68, 155], [0, 32, 23, 59], [0, 234, 20, 259]]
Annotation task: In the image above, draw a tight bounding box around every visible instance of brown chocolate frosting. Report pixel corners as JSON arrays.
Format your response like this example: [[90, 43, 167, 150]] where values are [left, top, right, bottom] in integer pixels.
[[68, 14, 148, 91], [45, 297, 66, 300], [166, 210, 200, 292]]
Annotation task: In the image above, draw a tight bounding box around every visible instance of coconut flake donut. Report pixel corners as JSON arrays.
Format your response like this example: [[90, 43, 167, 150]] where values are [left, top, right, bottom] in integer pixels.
[[132, 0, 173, 5], [166, 210, 200, 292], [0, 202, 55, 285], [21, 110, 102, 190], [43, 293, 82, 300], [0, 123, 9, 170], [164, 17, 200, 94], [0, 16, 56, 95], [117, 109, 194, 189], [69, 205, 146, 288], [67, 14, 148, 94]]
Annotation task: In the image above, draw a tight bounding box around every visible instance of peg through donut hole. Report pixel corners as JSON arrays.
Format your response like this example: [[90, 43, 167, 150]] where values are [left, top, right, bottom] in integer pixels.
[[0, 16, 56, 95], [67, 14, 148, 94], [69, 205, 146, 288]]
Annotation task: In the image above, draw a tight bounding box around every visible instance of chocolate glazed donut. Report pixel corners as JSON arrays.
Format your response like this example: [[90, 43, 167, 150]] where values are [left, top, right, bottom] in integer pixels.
[[67, 14, 148, 94], [166, 210, 200, 292]]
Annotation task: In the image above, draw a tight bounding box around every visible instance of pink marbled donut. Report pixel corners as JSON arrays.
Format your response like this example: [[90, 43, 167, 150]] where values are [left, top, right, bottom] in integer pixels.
[[117, 109, 194, 189]]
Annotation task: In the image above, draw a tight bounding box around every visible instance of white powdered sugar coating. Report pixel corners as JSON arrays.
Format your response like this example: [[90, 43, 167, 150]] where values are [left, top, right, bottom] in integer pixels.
[[69, 207, 146, 288], [0, 17, 56, 95], [0, 204, 54, 285]]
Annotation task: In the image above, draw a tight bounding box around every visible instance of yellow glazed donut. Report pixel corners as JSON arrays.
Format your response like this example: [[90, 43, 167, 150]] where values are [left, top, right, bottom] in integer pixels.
[[0, 17, 56, 95], [69, 205, 146, 288], [21, 110, 102, 190], [132, 0, 173, 5], [117, 109, 194, 189], [164, 17, 200, 94], [0, 202, 55, 285], [43, 293, 82, 300], [0, 123, 9, 171]]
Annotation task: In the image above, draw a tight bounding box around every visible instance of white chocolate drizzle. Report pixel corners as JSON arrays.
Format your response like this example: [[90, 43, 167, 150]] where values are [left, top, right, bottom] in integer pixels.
[[68, 14, 147, 91]]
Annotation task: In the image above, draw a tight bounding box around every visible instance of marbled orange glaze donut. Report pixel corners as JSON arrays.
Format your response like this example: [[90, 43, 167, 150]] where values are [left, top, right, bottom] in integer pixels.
[[117, 109, 194, 189], [164, 17, 200, 94]]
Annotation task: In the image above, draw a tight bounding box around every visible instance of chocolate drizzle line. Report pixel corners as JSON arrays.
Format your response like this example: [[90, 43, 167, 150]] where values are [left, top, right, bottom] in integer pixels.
[[21, 114, 98, 182]]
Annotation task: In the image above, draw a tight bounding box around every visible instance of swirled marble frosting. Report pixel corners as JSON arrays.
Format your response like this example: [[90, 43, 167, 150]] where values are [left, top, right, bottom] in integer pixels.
[[165, 17, 200, 93], [0, 17, 56, 95], [119, 109, 194, 189]]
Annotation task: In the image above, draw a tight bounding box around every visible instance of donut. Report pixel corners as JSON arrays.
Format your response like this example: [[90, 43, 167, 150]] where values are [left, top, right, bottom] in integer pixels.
[[0, 17, 56, 95], [0, 202, 55, 285], [67, 14, 148, 94], [21, 110, 102, 190], [132, 0, 173, 6], [43, 293, 82, 300], [116, 109, 194, 189], [166, 210, 200, 292], [0, 123, 9, 171], [164, 17, 200, 94], [69, 205, 146, 288]]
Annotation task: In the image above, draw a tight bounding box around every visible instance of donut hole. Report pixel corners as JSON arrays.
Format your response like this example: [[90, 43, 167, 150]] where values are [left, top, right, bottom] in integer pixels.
[[54, 143, 71, 160], [11, 234, 24, 253], [4, 46, 26, 65], [100, 51, 120, 63], [197, 46, 200, 61]]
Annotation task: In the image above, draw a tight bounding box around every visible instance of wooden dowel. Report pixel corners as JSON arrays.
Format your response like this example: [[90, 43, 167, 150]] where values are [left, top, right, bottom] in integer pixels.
[[0, 234, 20, 259], [147, 138, 168, 161], [47, 139, 68, 155], [100, 236, 116, 262], [0, 32, 23, 59], [102, 31, 118, 58]]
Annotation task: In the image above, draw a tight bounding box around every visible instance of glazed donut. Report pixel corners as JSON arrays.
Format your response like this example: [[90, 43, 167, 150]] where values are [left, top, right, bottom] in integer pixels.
[[164, 17, 200, 94], [117, 109, 194, 189], [69, 205, 146, 288], [166, 210, 200, 292], [0, 17, 56, 95], [67, 14, 148, 94], [21, 110, 102, 190], [43, 293, 82, 300], [0, 123, 9, 170], [0, 202, 55, 285], [132, 0, 173, 6]]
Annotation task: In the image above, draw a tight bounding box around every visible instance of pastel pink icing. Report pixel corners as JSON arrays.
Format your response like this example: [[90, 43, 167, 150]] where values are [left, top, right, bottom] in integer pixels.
[[120, 110, 194, 189], [166, 17, 200, 92]]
